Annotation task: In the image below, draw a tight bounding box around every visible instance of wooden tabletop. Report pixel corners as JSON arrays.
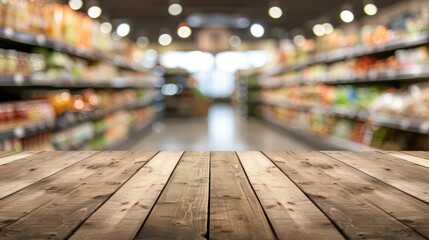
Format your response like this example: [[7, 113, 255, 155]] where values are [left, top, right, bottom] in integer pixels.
[[0, 151, 427, 239]]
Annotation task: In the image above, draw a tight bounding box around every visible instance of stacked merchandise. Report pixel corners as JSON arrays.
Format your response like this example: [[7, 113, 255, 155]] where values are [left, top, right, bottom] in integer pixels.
[[235, 70, 262, 117], [0, 1, 163, 151], [262, 82, 429, 150], [262, 46, 429, 87], [255, 4, 429, 150], [0, 48, 160, 86], [0, 0, 141, 64], [277, 5, 429, 67], [0, 88, 160, 151]]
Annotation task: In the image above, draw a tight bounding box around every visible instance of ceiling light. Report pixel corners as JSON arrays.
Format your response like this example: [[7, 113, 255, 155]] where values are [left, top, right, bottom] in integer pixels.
[[268, 6, 283, 19], [323, 23, 334, 35], [229, 35, 242, 48], [159, 33, 173, 46], [364, 3, 378, 16], [168, 3, 183, 16], [293, 35, 306, 47], [250, 24, 264, 38], [116, 23, 131, 37], [312, 24, 326, 37], [100, 22, 112, 34], [340, 10, 354, 23], [68, 0, 83, 10], [137, 37, 149, 48], [87, 6, 102, 19], [177, 25, 192, 38]]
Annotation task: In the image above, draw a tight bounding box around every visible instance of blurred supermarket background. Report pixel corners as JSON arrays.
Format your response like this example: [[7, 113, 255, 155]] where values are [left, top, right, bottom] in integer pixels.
[[0, 0, 428, 151]]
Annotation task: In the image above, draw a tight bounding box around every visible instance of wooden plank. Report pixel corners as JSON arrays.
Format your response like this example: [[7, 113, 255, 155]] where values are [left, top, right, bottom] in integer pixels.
[[209, 152, 276, 240], [0, 151, 141, 229], [135, 151, 210, 239], [265, 151, 426, 239], [0, 151, 97, 199], [69, 151, 183, 240], [382, 151, 429, 168], [237, 151, 343, 240], [0, 151, 40, 166], [0, 152, 18, 159], [324, 151, 429, 203], [0, 151, 158, 239], [403, 151, 429, 160], [295, 151, 429, 238]]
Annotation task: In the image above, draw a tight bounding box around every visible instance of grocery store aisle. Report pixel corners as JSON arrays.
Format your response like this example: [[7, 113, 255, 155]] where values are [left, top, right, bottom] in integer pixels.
[[131, 103, 316, 150]]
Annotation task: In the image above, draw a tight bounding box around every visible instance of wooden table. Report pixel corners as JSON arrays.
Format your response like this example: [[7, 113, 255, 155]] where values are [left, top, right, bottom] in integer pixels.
[[0, 151, 427, 239]]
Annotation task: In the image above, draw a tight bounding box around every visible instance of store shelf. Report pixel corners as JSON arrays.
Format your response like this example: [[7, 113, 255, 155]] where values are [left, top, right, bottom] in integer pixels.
[[0, 74, 163, 89], [59, 102, 165, 151], [56, 98, 161, 131], [260, 66, 429, 88], [312, 33, 429, 64], [0, 98, 161, 141], [104, 115, 159, 151], [0, 27, 142, 71], [265, 33, 429, 77], [323, 66, 429, 85], [263, 116, 376, 151], [0, 121, 54, 141], [263, 100, 429, 134]]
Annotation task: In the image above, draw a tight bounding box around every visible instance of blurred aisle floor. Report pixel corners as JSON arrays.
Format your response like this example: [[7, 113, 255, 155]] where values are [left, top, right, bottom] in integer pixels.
[[130, 103, 316, 151]]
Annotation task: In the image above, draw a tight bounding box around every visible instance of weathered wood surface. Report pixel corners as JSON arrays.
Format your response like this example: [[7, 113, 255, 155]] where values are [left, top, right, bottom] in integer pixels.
[[209, 152, 276, 240], [0, 151, 426, 239], [136, 151, 209, 240]]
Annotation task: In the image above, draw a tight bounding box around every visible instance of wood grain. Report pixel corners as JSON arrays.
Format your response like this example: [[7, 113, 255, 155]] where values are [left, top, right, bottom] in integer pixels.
[[403, 151, 429, 159], [0, 151, 427, 239], [0, 151, 132, 229], [265, 151, 425, 239], [209, 152, 276, 240], [324, 151, 429, 203], [0, 152, 18, 159], [70, 151, 183, 240], [0, 151, 157, 239], [136, 151, 209, 240], [382, 151, 429, 168], [0, 151, 96, 199], [237, 151, 343, 240], [0, 151, 40, 166], [295, 151, 429, 238]]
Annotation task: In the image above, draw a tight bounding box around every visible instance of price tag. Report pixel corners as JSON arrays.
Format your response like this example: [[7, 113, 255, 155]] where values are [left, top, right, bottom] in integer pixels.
[[13, 73, 25, 85], [4, 27, 14, 37], [36, 34, 47, 45], [14, 127, 25, 138]]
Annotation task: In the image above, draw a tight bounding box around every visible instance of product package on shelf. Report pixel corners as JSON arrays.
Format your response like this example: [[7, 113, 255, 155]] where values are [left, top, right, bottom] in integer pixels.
[[0, 47, 160, 87], [262, 104, 428, 150], [0, 87, 160, 151], [0, 0, 149, 69]]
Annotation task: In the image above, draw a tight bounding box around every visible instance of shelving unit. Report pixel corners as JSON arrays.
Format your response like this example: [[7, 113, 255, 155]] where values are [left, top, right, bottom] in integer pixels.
[[264, 32, 429, 77], [261, 66, 429, 88], [244, 7, 429, 151], [0, 74, 163, 89], [0, 27, 140, 71], [263, 100, 429, 134], [235, 69, 263, 117], [263, 116, 376, 151], [65, 104, 165, 151], [0, 13, 163, 151]]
